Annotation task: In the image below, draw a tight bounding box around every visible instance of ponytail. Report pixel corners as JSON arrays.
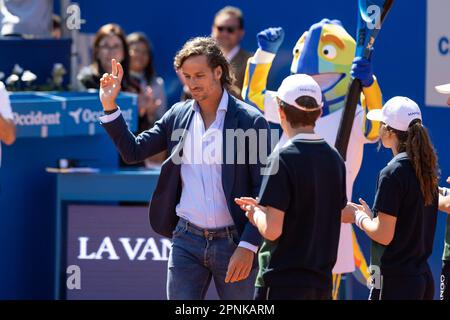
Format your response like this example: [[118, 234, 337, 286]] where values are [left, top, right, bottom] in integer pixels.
[[393, 119, 439, 205]]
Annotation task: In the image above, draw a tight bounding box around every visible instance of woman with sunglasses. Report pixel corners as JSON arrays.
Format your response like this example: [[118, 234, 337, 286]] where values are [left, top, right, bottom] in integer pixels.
[[343, 96, 439, 300]]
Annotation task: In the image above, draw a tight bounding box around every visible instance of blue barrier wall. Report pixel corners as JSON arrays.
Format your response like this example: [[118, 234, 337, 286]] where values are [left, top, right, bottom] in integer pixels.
[[1, 0, 449, 299], [0, 135, 119, 299]]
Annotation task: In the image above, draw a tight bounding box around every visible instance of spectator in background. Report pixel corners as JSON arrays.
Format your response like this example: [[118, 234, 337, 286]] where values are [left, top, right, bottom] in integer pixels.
[[212, 6, 252, 95], [0, 0, 52, 38], [127, 32, 168, 166], [127, 32, 167, 131], [77, 23, 139, 93], [0, 81, 16, 167], [52, 14, 62, 39], [77, 23, 140, 168]]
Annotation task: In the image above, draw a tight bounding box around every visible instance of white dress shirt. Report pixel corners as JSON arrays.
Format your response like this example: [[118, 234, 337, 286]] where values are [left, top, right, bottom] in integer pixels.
[[99, 90, 258, 253], [225, 46, 240, 63], [176, 90, 232, 228]]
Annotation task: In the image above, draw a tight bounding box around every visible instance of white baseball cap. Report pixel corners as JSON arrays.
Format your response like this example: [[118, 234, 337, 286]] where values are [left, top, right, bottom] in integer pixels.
[[367, 96, 422, 132], [435, 83, 450, 94], [276, 74, 323, 112]]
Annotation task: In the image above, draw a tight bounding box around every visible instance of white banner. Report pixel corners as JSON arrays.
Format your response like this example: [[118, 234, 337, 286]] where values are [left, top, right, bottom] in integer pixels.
[[426, 0, 450, 107]]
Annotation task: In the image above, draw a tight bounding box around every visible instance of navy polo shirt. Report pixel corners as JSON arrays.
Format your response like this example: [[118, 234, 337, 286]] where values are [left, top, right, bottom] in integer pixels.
[[255, 133, 347, 289], [370, 153, 438, 277]]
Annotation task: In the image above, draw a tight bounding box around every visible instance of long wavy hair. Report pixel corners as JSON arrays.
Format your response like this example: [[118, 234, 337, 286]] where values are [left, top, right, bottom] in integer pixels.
[[388, 120, 439, 205], [173, 37, 236, 93]]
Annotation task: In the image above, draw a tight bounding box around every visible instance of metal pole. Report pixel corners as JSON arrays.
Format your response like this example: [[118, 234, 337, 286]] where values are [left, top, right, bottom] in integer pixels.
[[60, 0, 80, 91], [60, 0, 72, 38]]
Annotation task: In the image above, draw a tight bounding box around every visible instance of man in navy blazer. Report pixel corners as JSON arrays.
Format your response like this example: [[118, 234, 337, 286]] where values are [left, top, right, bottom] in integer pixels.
[[99, 37, 271, 300]]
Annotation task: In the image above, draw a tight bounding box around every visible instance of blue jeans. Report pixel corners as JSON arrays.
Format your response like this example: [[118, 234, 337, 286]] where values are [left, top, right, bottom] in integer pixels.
[[167, 219, 257, 300]]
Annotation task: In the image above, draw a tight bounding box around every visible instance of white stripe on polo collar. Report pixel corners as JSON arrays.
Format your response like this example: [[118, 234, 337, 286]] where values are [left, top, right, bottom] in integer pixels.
[[388, 152, 408, 166], [290, 133, 324, 142]]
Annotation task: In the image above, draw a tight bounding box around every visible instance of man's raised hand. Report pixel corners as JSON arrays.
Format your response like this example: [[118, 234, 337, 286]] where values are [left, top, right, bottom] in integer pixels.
[[99, 59, 124, 111]]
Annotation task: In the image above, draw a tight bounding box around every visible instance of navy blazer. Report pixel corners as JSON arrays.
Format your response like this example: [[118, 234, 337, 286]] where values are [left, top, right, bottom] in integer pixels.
[[101, 95, 271, 247]]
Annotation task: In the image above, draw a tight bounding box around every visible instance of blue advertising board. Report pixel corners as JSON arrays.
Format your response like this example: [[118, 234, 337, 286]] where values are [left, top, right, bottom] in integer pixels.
[[9, 93, 64, 137], [10, 91, 138, 138]]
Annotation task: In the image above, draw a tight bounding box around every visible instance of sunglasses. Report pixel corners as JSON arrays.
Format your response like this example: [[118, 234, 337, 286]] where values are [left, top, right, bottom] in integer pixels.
[[216, 25, 239, 34]]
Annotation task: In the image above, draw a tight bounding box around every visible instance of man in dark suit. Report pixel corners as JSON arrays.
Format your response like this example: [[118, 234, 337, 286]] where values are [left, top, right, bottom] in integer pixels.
[[212, 6, 252, 95], [98, 37, 271, 300]]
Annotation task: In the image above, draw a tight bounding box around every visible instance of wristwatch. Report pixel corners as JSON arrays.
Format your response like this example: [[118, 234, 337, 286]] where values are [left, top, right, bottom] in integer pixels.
[[104, 108, 118, 115]]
